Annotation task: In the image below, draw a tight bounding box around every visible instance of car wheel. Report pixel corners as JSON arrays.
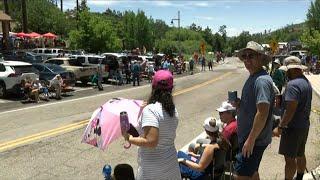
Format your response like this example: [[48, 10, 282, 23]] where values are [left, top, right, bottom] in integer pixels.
[[81, 79, 88, 85], [0, 83, 6, 98]]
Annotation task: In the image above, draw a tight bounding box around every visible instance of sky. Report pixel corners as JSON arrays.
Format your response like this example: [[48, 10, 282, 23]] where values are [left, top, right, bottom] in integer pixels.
[[63, 0, 312, 37]]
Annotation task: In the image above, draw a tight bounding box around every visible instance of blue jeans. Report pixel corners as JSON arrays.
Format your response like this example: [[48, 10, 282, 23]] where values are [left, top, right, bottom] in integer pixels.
[[177, 151, 204, 180]]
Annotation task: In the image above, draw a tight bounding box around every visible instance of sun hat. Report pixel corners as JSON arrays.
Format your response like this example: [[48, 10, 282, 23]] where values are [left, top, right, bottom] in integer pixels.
[[152, 70, 173, 90], [279, 56, 307, 71], [216, 101, 236, 112], [237, 41, 271, 65], [273, 58, 281, 65], [203, 117, 221, 133]]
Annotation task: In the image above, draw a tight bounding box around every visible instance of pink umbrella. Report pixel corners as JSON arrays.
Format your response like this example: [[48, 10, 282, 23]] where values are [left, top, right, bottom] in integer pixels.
[[42, 32, 57, 39], [81, 98, 144, 150], [16, 32, 29, 38]]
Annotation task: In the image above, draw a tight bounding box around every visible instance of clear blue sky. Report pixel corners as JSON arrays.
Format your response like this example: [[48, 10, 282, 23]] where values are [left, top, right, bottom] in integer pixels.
[[63, 0, 312, 36]]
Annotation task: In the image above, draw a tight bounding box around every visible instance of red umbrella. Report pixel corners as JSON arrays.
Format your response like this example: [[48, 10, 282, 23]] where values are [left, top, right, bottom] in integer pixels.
[[16, 32, 29, 38], [42, 32, 57, 39], [27, 32, 41, 38]]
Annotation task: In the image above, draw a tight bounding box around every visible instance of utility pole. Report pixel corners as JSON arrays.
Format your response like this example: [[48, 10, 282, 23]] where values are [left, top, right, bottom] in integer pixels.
[[21, 0, 28, 33], [60, 0, 63, 12], [3, 0, 9, 14], [76, 0, 79, 29], [171, 11, 181, 54]]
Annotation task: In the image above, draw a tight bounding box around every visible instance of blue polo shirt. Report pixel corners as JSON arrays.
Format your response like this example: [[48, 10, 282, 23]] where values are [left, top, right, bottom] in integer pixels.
[[238, 70, 275, 146], [283, 76, 312, 129]]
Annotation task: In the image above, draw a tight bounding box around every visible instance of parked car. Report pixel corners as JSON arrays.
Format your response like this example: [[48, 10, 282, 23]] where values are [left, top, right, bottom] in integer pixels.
[[101, 53, 128, 79], [0, 61, 39, 98], [4, 51, 43, 64], [32, 48, 63, 60], [69, 54, 108, 79], [289, 50, 308, 58], [44, 57, 97, 84], [32, 63, 76, 87]]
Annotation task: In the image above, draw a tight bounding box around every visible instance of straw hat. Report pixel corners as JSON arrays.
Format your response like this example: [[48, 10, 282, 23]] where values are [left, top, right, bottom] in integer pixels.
[[279, 56, 307, 71], [237, 41, 271, 65]]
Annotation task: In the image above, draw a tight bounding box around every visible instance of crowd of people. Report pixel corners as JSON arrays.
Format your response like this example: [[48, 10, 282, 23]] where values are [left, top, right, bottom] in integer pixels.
[[112, 40, 313, 180]]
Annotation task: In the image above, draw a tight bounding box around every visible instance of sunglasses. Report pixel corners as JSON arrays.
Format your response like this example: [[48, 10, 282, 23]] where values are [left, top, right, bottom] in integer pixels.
[[241, 52, 257, 60]]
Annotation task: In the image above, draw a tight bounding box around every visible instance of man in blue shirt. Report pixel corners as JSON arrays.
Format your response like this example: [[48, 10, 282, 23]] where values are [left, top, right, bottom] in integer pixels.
[[273, 56, 312, 180], [235, 41, 275, 179]]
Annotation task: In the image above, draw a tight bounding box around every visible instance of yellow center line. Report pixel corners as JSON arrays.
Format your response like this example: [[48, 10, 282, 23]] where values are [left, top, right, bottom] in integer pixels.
[[0, 72, 232, 152]]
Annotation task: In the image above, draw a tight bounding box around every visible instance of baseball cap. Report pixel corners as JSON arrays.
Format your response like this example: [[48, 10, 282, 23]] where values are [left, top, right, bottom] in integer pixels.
[[216, 101, 236, 112], [152, 70, 173, 90], [203, 117, 220, 133]]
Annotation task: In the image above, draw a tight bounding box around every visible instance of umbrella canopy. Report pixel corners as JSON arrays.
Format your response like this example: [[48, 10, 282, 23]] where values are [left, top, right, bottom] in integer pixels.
[[27, 32, 41, 38], [16, 32, 29, 38], [82, 98, 144, 150], [42, 32, 57, 39]]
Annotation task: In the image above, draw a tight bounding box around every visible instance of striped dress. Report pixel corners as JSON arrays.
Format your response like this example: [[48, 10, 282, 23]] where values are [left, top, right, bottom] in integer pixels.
[[136, 102, 181, 180]]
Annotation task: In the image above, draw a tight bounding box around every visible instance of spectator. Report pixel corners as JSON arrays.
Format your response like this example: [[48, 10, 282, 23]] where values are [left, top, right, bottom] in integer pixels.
[[272, 59, 285, 93], [131, 60, 141, 86], [113, 163, 135, 180], [201, 55, 206, 71], [50, 74, 64, 100], [189, 57, 195, 75], [177, 118, 229, 180], [235, 41, 274, 179], [208, 57, 213, 71], [216, 101, 237, 141], [124, 60, 131, 84], [122, 70, 181, 179], [273, 56, 312, 180]]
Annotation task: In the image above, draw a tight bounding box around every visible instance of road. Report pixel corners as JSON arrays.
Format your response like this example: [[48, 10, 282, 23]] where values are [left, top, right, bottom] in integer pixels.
[[0, 58, 319, 180]]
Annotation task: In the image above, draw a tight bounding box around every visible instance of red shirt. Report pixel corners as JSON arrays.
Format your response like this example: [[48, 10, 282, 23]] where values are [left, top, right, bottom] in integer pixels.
[[222, 119, 237, 140]]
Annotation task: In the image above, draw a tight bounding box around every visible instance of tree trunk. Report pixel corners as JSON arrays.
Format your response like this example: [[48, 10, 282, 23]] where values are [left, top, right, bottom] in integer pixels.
[[21, 0, 28, 33]]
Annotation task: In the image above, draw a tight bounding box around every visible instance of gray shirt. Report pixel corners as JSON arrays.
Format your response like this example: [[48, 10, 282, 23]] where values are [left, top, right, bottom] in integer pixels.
[[283, 76, 312, 129], [238, 70, 275, 146]]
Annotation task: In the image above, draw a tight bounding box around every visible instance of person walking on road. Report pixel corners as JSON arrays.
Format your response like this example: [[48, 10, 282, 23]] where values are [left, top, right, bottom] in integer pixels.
[[122, 70, 181, 180], [189, 57, 195, 75], [201, 55, 206, 71], [273, 56, 312, 180], [235, 41, 275, 180], [208, 57, 213, 71], [131, 60, 141, 86]]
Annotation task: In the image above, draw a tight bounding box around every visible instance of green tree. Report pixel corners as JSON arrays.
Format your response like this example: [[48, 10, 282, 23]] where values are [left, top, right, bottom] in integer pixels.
[[301, 30, 320, 56], [306, 0, 320, 30]]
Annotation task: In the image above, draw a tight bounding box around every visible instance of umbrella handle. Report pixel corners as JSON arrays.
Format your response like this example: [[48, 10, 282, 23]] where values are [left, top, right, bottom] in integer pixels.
[[124, 141, 131, 149]]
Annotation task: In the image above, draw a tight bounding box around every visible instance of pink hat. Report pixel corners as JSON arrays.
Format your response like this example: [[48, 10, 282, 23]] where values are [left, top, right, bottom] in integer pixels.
[[152, 70, 173, 90]]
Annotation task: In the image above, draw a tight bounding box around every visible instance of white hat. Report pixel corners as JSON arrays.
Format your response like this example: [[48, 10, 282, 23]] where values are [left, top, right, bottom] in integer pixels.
[[273, 58, 281, 65], [279, 56, 307, 71], [216, 101, 236, 112], [237, 41, 271, 65], [203, 117, 220, 133]]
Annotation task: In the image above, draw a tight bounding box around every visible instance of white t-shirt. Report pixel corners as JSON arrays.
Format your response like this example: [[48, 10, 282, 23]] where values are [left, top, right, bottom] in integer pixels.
[[136, 102, 181, 180]]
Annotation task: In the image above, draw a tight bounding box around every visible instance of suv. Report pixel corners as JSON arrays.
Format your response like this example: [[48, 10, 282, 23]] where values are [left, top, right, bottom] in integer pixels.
[[0, 61, 39, 98], [289, 50, 307, 58], [70, 55, 108, 79], [32, 48, 63, 60]]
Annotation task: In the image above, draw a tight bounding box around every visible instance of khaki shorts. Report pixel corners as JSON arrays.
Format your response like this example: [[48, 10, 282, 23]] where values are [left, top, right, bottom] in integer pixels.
[[279, 128, 309, 158]]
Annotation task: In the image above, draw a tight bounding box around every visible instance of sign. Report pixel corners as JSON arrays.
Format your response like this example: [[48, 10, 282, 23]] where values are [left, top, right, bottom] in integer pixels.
[[269, 40, 278, 54], [200, 42, 206, 55]]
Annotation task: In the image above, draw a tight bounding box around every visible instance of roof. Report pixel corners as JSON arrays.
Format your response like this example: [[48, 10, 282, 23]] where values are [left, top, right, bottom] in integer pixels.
[[0, 11, 12, 21], [101, 53, 125, 57], [1, 60, 32, 66]]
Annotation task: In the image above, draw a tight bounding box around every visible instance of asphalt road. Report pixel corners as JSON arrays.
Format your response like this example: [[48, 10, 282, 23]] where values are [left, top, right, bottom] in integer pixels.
[[0, 58, 319, 180]]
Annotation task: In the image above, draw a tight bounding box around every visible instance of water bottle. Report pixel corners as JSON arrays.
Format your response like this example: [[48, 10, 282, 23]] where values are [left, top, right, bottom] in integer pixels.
[[102, 164, 112, 180], [120, 111, 131, 149]]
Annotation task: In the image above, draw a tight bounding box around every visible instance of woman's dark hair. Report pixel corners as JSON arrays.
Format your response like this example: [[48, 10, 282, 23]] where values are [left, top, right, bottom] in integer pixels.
[[148, 84, 175, 117], [113, 163, 135, 180]]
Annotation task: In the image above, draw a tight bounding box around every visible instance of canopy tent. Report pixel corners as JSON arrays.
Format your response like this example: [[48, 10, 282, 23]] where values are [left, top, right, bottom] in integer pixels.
[[27, 32, 41, 38], [16, 32, 28, 38], [42, 32, 57, 39]]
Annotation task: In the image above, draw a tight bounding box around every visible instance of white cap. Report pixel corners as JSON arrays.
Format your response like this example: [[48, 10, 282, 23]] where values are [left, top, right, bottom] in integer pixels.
[[203, 117, 220, 133], [216, 101, 236, 112]]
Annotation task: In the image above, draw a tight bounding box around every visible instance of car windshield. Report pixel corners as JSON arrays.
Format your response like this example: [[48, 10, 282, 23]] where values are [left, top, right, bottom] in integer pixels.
[[45, 63, 65, 72], [12, 65, 39, 74]]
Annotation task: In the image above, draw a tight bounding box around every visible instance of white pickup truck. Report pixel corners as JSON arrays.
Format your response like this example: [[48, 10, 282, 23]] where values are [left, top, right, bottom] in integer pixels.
[[44, 58, 98, 84]]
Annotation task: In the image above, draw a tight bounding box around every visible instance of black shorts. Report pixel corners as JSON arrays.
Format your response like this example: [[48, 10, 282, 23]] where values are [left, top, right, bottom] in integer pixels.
[[279, 128, 309, 158]]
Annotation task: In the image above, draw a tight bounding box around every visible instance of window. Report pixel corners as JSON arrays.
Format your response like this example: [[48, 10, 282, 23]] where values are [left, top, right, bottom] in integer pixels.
[[69, 58, 83, 66], [88, 57, 99, 64], [13, 65, 38, 74], [0, 64, 5, 72], [33, 64, 45, 72], [77, 57, 85, 64], [32, 49, 38, 53], [58, 50, 63, 53], [44, 49, 51, 54]]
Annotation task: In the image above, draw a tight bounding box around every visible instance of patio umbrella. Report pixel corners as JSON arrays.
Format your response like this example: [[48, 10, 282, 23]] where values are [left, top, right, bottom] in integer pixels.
[[81, 98, 144, 150], [42, 32, 57, 39], [16, 32, 29, 38], [26, 32, 41, 38]]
